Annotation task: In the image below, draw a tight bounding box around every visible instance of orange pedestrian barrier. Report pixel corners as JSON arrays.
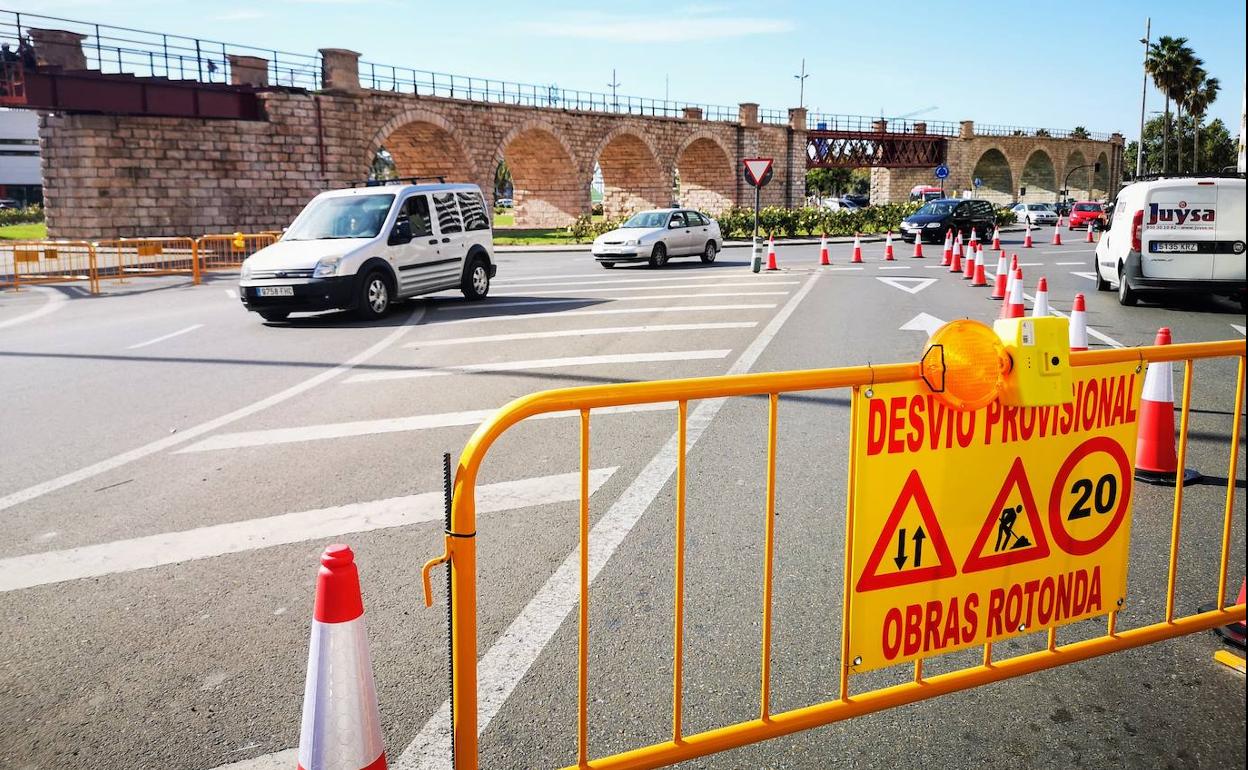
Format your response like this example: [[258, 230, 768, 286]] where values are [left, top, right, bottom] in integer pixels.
[[0, 240, 99, 294], [421, 329, 1246, 770], [196, 232, 279, 274], [94, 237, 199, 285]]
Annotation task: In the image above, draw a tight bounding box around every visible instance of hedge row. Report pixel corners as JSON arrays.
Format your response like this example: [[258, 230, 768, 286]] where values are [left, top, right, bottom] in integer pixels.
[[0, 205, 44, 227]]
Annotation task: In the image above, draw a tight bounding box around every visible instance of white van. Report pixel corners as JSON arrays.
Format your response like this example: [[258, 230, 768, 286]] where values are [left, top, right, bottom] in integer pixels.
[[1094, 176, 1245, 306], [239, 181, 496, 321]]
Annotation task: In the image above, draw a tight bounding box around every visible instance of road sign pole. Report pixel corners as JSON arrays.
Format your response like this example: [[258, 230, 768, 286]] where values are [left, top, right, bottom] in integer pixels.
[[751, 185, 762, 273]]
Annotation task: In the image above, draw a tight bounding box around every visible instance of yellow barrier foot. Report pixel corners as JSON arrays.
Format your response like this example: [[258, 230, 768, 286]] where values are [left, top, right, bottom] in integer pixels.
[[1213, 649, 1246, 674]]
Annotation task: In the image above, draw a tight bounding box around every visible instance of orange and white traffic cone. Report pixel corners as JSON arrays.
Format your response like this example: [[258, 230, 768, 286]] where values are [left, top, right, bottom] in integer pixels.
[[884, 230, 895, 261], [972, 249, 989, 287], [963, 244, 976, 280], [990, 252, 1008, 299], [912, 235, 924, 258], [1086, 222, 1095, 243], [1032, 276, 1051, 315], [1001, 267, 1025, 318], [851, 233, 863, 263], [956, 231, 966, 262], [949, 241, 962, 273], [1069, 293, 1089, 351], [1023, 222, 1034, 249], [941, 229, 953, 266], [819, 232, 830, 265], [1136, 327, 1202, 485], [968, 229, 979, 259], [991, 226, 1001, 251], [1052, 217, 1063, 245], [297, 544, 386, 770], [766, 234, 779, 271]]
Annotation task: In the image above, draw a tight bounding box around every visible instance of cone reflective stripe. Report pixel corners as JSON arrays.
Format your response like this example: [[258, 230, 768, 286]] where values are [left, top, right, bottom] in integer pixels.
[[991, 226, 1001, 251], [990, 252, 1008, 299], [1032, 276, 1051, 315], [851, 233, 863, 263], [968, 229, 979, 255], [298, 545, 386, 770], [1086, 222, 1095, 242], [1052, 216, 1063, 245], [941, 229, 953, 266], [884, 231, 895, 260], [962, 245, 976, 279], [819, 232, 830, 265], [1135, 328, 1202, 485], [1002, 268, 1024, 318], [949, 242, 962, 273], [912, 235, 924, 258], [1069, 293, 1089, 351], [972, 248, 989, 286], [766, 234, 779, 271], [1023, 222, 1034, 248]]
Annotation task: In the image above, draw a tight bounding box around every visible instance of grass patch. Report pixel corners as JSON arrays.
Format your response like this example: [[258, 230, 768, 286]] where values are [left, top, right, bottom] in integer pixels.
[[493, 227, 585, 246], [493, 211, 515, 227], [0, 222, 48, 240]]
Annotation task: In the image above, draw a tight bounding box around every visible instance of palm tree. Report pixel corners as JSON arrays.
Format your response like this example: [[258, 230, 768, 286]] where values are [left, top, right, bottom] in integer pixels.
[[1145, 36, 1194, 173], [1184, 73, 1220, 173], [1170, 54, 1203, 173]]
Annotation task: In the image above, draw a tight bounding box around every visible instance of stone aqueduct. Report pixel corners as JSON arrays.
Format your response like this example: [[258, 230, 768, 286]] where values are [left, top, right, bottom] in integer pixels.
[[35, 46, 1125, 240]]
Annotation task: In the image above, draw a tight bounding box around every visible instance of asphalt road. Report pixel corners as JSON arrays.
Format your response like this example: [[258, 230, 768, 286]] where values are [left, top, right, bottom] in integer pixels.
[[0, 233, 1244, 770]]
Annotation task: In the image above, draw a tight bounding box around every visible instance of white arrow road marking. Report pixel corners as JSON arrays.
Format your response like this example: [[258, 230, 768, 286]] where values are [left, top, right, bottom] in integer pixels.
[[877, 277, 937, 295], [0, 468, 615, 593], [1070, 272, 1098, 281], [899, 312, 946, 336], [1232, 324, 1246, 336]]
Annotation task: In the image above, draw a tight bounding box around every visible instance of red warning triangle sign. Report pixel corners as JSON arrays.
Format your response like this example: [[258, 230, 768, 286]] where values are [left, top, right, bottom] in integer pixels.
[[962, 457, 1050, 573], [856, 470, 957, 592]]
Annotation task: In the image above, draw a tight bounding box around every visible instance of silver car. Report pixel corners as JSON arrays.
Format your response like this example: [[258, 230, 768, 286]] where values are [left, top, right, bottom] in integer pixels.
[[1011, 202, 1059, 226], [592, 208, 722, 268]]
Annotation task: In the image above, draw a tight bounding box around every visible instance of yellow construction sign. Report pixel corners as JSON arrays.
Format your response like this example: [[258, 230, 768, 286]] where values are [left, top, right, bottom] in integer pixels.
[[847, 362, 1144, 673]]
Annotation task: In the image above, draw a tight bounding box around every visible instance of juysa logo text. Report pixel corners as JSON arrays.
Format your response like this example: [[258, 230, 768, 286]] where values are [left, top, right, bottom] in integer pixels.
[[1147, 201, 1215, 228]]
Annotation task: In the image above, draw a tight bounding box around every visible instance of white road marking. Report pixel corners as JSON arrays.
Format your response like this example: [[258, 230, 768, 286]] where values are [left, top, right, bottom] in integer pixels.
[[437, 304, 777, 326], [1232, 324, 1245, 336], [899, 312, 946, 336], [876, 277, 937, 295], [827, 267, 864, 271], [223, 288, 238, 299], [495, 280, 798, 295], [0, 469, 615, 593], [1022, 291, 1123, 348], [126, 323, 204, 350], [878, 265, 912, 270], [0, 306, 425, 516], [495, 274, 771, 289], [404, 322, 758, 348], [1018, 262, 1043, 267], [396, 272, 822, 769], [1070, 271, 1098, 281], [178, 403, 675, 453], [924, 265, 947, 269], [209, 749, 296, 770], [345, 349, 731, 383], [435, 292, 789, 312], [1056, 261, 1083, 266], [0, 286, 67, 330]]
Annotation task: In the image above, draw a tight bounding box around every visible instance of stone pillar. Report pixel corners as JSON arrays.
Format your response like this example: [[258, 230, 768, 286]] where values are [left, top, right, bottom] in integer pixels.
[[738, 102, 759, 126], [913, 122, 927, 135], [959, 120, 975, 140], [872, 119, 888, 133], [788, 107, 807, 131], [28, 29, 87, 70], [320, 48, 361, 92], [228, 55, 269, 87], [682, 106, 703, 121]]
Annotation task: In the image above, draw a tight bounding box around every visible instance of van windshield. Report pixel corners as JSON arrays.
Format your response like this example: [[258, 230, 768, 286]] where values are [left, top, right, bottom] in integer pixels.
[[285, 194, 395, 240], [914, 201, 956, 216]]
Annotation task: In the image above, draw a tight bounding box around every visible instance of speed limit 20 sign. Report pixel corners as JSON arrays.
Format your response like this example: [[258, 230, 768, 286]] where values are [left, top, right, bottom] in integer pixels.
[[845, 363, 1144, 673]]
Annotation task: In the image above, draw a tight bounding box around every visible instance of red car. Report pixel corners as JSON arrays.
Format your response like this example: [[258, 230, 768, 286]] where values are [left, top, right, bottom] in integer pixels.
[[1068, 201, 1107, 230]]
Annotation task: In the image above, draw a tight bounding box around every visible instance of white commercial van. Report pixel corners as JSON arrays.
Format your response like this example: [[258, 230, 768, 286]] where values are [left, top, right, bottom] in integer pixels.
[[1094, 175, 1245, 306], [239, 181, 496, 321]]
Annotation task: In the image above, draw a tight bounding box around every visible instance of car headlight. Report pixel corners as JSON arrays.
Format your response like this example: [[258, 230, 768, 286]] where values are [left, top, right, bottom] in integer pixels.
[[240, 261, 252, 280], [925, 222, 942, 228], [625, 239, 639, 246], [313, 258, 341, 278]]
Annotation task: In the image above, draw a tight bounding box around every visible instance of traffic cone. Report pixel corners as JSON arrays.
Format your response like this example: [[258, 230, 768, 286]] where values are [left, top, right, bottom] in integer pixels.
[[990, 252, 1008, 299], [1032, 277, 1051, 315], [1023, 222, 1034, 249], [912, 235, 924, 258], [956, 231, 965, 261], [1051, 217, 1063, 245], [297, 544, 386, 770], [949, 242, 962, 273], [972, 250, 989, 287], [766, 234, 779, 271], [884, 231, 895, 261], [991, 226, 1001, 251], [963, 245, 976, 279], [941, 229, 953, 266], [1135, 327, 1202, 485], [1086, 222, 1095, 243], [1069, 293, 1089, 351], [1001, 268, 1025, 318], [851, 233, 863, 263], [819, 232, 830, 265]]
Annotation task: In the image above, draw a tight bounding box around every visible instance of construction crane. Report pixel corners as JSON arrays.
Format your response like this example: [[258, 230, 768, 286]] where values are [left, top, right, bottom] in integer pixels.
[[884, 105, 939, 120]]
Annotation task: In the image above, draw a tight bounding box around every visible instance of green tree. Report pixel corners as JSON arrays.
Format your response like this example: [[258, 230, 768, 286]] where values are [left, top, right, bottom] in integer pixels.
[[494, 160, 513, 199], [1123, 114, 1236, 178], [805, 167, 853, 197], [1145, 35, 1194, 173], [1183, 73, 1220, 173], [1070, 126, 1090, 139]]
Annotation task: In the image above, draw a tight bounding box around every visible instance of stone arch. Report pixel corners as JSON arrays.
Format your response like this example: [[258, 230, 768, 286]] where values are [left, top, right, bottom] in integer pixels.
[[1020, 149, 1057, 202], [674, 130, 735, 213], [971, 147, 1013, 205], [366, 108, 477, 183], [1065, 149, 1089, 199], [494, 119, 585, 227], [1092, 151, 1110, 199], [593, 127, 666, 219]]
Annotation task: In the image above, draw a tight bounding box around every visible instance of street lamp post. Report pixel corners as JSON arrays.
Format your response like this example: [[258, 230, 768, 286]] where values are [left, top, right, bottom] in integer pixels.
[[793, 59, 808, 108], [1136, 18, 1150, 177], [607, 69, 620, 112]]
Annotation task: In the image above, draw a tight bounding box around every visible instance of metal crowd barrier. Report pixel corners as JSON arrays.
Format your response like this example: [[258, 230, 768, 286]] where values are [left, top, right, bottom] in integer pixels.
[[94, 237, 199, 284], [0, 240, 99, 294], [196, 232, 278, 273], [422, 337, 1245, 770]]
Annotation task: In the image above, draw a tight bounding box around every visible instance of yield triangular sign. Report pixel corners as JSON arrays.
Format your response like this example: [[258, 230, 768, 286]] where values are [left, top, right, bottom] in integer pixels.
[[962, 457, 1050, 573], [876, 277, 936, 295], [742, 158, 773, 186], [856, 469, 957, 592]]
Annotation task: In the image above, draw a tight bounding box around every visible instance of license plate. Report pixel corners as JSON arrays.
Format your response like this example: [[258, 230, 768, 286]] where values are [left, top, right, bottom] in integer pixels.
[[1152, 242, 1198, 253], [257, 286, 294, 297]]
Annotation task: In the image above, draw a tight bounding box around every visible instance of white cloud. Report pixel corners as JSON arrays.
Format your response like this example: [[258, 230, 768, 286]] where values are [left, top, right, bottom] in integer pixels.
[[520, 12, 793, 44], [214, 9, 267, 21]]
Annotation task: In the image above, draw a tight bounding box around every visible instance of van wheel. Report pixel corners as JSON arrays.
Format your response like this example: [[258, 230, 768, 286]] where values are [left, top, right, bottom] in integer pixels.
[[648, 243, 668, 268], [700, 241, 717, 264], [1117, 263, 1138, 306], [1094, 254, 1111, 291], [356, 270, 391, 320], [259, 310, 289, 322], [461, 256, 490, 300]]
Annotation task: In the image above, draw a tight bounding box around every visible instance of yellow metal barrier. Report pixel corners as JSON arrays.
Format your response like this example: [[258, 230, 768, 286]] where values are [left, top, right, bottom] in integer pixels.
[[196, 232, 278, 273], [422, 339, 1246, 770], [94, 237, 199, 285], [0, 240, 99, 294]]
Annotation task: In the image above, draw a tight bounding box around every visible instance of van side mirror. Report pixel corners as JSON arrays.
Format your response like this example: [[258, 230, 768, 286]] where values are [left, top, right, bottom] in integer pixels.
[[388, 218, 413, 245]]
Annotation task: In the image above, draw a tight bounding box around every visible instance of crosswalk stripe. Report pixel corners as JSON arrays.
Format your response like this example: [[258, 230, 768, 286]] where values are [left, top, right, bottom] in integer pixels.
[[436, 304, 777, 325], [345, 349, 732, 383], [0, 469, 616, 593], [178, 403, 675, 453], [494, 280, 797, 295], [404, 322, 758, 348]]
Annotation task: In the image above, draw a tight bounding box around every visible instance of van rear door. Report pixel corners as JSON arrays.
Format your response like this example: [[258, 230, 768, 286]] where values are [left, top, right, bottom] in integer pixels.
[[1140, 181, 1215, 280], [1212, 179, 1246, 281]]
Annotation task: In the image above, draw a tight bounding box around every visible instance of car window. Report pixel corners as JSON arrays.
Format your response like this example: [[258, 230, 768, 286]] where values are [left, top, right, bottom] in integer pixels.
[[670, 212, 687, 228], [954, 202, 970, 216], [457, 192, 490, 232], [399, 194, 433, 237], [285, 194, 394, 241], [432, 192, 463, 234], [974, 201, 993, 217], [623, 211, 669, 228], [686, 211, 705, 226]]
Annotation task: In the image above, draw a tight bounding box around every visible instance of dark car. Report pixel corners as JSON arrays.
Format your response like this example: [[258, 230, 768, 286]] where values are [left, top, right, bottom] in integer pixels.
[[898, 198, 996, 243], [843, 193, 870, 208]]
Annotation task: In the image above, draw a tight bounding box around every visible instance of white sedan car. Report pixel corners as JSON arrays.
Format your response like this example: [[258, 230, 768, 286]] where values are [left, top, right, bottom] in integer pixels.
[[592, 208, 723, 268], [1011, 202, 1059, 226]]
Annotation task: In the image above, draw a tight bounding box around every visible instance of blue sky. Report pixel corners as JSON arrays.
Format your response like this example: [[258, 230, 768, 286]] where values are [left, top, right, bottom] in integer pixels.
[[27, 0, 1247, 139]]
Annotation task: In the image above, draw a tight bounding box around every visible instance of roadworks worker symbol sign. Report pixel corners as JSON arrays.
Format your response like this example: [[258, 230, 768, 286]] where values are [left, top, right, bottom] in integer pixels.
[[847, 362, 1143, 673]]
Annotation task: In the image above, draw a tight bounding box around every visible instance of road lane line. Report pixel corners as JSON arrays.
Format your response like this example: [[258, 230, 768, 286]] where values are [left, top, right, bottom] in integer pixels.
[[1231, 324, 1245, 336], [827, 267, 864, 271], [345, 349, 732, 383], [0, 306, 425, 515], [126, 323, 204, 350], [224, 288, 238, 299], [494, 274, 786, 288], [396, 271, 822, 769], [495, 280, 798, 295], [403, 322, 757, 348], [434, 292, 789, 312], [1023, 291, 1123, 348], [878, 265, 911, 270], [0, 469, 615, 593], [1056, 261, 1083, 266], [0, 286, 67, 330], [178, 403, 675, 453], [436, 304, 777, 325]]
